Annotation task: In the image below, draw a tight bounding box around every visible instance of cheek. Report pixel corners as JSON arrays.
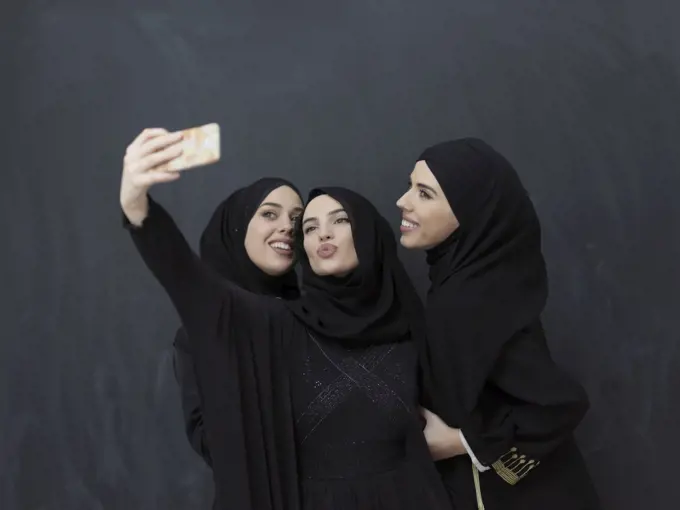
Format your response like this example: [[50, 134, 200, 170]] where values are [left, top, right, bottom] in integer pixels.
[[427, 210, 457, 242], [340, 232, 359, 267], [244, 237, 265, 264], [347, 250, 359, 269], [244, 224, 271, 256], [303, 237, 316, 260], [415, 207, 435, 237], [417, 207, 446, 238]]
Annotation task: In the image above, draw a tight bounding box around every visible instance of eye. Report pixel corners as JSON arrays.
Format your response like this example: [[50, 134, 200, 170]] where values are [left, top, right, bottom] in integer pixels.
[[261, 210, 278, 220], [335, 216, 350, 225], [303, 225, 317, 235], [418, 189, 432, 200]]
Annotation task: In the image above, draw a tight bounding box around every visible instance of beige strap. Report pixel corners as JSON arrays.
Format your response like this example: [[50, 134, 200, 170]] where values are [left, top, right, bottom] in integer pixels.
[[472, 463, 486, 510]]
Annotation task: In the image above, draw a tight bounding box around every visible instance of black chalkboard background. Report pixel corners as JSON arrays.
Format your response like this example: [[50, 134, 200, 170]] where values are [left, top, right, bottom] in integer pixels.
[[2, 1, 678, 508]]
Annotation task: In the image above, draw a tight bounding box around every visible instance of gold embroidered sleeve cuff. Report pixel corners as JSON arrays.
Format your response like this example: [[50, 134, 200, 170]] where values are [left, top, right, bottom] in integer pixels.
[[491, 447, 540, 485]]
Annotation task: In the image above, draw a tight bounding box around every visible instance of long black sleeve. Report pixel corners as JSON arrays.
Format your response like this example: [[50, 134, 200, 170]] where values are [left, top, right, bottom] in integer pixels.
[[172, 327, 212, 466], [123, 195, 225, 341], [123, 196, 302, 510], [461, 322, 589, 485]]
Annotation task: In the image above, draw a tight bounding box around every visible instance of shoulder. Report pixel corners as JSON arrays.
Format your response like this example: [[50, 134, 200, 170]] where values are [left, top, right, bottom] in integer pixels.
[[217, 279, 297, 322]]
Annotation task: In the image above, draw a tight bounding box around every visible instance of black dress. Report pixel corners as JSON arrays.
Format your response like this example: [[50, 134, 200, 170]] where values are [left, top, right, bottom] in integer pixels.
[[125, 196, 449, 510], [171, 177, 302, 472], [414, 139, 601, 509], [433, 323, 601, 510], [292, 333, 444, 509]]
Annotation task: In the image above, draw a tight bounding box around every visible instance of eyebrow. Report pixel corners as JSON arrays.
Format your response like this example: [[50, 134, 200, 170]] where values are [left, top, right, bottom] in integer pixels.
[[260, 202, 304, 210], [415, 182, 438, 195], [259, 202, 283, 209], [302, 208, 346, 225]]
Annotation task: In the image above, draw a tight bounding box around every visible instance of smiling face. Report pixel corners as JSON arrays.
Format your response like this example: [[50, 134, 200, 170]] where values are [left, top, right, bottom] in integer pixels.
[[302, 194, 359, 277], [244, 185, 304, 275], [396, 160, 460, 250]]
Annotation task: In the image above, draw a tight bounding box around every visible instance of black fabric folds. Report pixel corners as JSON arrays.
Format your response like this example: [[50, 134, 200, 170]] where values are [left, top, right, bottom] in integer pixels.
[[417, 138, 548, 421], [172, 177, 300, 469]]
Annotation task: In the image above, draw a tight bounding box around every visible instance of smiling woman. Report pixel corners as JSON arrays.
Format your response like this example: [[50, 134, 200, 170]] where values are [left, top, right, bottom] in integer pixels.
[[243, 185, 302, 274], [171, 177, 303, 479], [196, 177, 303, 290], [397, 160, 460, 250], [397, 138, 600, 510]]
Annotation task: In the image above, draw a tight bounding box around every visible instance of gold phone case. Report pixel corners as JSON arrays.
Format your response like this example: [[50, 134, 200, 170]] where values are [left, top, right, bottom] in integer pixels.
[[167, 122, 221, 171]]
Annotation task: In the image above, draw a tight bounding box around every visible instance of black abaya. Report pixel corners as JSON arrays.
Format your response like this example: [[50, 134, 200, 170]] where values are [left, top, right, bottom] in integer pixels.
[[124, 191, 450, 510], [171, 177, 300, 468], [416, 139, 601, 509]]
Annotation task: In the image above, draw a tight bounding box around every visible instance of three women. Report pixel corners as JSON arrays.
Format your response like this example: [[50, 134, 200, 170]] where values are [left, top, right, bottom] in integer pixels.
[[120, 128, 598, 509]]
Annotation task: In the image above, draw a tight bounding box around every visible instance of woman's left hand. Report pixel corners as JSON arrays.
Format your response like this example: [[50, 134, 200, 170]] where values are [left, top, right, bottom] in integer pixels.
[[420, 407, 467, 461]]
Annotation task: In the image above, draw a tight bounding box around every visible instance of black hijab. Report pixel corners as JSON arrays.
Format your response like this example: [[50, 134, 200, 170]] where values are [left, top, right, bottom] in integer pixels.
[[287, 187, 425, 345], [171, 177, 301, 478], [416, 138, 548, 424], [199, 177, 301, 299]]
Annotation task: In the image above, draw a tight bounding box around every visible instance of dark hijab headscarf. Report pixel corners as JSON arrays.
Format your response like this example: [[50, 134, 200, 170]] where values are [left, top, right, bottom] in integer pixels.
[[417, 138, 548, 424], [199, 177, 301, 299], [287, 187, 425, 345], [172, 177, 301, 471]]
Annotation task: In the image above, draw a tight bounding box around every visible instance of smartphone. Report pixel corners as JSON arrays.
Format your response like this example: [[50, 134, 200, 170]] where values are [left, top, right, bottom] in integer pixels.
[[167, 122, 221, 171]]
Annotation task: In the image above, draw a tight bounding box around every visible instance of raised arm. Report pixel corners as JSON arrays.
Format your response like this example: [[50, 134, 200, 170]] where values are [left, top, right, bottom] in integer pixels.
[[120, 128, 223, 339]]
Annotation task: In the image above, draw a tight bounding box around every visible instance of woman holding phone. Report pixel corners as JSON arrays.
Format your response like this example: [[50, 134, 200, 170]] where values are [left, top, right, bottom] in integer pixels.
[[119, 127, 450, 510]]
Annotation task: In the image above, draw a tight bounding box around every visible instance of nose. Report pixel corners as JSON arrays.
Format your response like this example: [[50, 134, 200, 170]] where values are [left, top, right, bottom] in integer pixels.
[[279, 216, 297, 235], [396, 191, 412, 211], [318, 224, 333, 241]]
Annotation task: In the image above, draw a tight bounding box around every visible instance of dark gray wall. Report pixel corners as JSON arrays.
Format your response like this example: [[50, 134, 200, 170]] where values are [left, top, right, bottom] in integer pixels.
[[3, 1, 679, 508]]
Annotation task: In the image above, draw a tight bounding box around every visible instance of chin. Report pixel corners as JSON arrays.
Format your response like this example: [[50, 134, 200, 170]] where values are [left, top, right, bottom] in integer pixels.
[[399, 233, 420, 249], [310, 261, 349, 277], [262, 259, 294, 276], [311, 265, 336, 276]]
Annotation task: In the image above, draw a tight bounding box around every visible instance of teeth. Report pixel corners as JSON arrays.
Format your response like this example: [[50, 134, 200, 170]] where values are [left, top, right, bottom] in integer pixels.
[[271, 242, 292, 251], [401, 219, 418, 229]]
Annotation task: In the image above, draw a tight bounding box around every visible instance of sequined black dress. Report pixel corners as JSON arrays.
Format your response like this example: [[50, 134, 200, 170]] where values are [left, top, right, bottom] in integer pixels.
[[292, 333, 448, 509]]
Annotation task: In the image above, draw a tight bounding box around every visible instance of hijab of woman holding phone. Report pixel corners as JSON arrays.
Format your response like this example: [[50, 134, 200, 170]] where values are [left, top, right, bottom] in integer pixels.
[[119, 127, 450, 510], [172, 177, 302, 468], [397, 138, 601, 509]]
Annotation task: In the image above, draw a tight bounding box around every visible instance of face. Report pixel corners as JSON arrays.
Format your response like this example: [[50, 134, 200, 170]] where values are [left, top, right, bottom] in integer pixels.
[[396, 160, 460, 250], [244, 185, 303, 275], [302, 194, 359, 277]]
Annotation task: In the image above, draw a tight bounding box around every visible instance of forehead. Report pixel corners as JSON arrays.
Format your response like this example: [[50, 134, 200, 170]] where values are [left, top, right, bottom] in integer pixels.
[[303, 194, 343, 218], [259, 185, 303, 208], [412, 161, 443, 190]]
